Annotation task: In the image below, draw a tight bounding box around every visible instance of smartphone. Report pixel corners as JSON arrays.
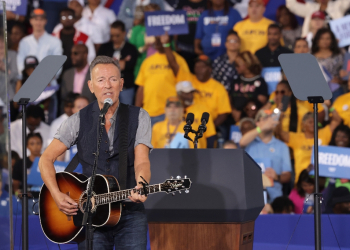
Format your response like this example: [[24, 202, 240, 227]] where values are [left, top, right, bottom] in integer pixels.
[[282, 95, 291, 112]]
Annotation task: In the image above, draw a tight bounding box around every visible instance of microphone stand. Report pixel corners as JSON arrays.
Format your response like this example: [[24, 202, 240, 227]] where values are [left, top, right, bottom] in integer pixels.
[[185, 126, 206, 149], [83, 113, 105, 250]]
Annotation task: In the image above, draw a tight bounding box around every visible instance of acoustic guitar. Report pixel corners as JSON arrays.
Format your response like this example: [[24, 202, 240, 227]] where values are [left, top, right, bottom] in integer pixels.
[[39, 172, 191, 244]]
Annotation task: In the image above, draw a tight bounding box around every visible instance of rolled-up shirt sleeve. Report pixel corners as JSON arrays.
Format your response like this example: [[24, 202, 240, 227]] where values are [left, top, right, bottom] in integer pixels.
[[134, 108, 153, 151], [54, 112, 80, 149]]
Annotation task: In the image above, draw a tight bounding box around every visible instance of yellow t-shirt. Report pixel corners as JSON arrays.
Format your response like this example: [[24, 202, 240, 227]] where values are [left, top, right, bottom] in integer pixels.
[[151, 120, 192, 148], [332, 92, 350, 127], [287, 126, 332, 182], [135, 52, 190, 117], [234, 17, 283, 54], [176, 67, 231, 121]]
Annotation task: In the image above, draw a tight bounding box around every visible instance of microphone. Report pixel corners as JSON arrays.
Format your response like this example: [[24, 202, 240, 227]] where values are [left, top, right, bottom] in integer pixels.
[[197, 112, 210, 139], [100, 98, 113, 117], [183, 113, 194, 141]]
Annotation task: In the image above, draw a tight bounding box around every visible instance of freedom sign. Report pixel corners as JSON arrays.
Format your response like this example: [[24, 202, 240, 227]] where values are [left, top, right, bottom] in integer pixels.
[[329, 15, 350, 48], [0, 0, 28, 16], [145, 10, 189, 36], [311, 146, 350, 179], [261, 67, 282, 94]]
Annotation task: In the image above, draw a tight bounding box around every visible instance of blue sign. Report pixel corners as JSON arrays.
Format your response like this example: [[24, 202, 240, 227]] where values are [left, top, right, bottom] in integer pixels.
[[169, 132, 189, 148], [229, 125, 241, 144], [253, 158, 272, 173], [145, 10, 189, 36], [261, 67, 282, 94], [0, 0, 28, 16], [310, 146, 350, 179]]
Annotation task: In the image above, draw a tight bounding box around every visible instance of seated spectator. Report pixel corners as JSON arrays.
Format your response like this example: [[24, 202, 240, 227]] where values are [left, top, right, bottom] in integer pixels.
[[234, 0, 278, 54], [241, 110, 291, 202], [98, 21, 139, 105], [331, 187, 350, 214], [276, 5, 301, 51], [223, 140, 237, 149], [239, 117, 256, 136], [135, 36, 189, 126], [194, 0, 242, 60], [271, 196, 295, 214], [289, 169, 315, 214], [212, 30, 240, 92], [11, 105, 50, 158], [151, 97, 190, 149], [72, 95, 89, 114], [331, 75, 350, 127], [241, 99, 260, 120], [176, 81, 216, 148], [255, 24, 293, 68], [52, 7, 96, 69], [286, 0, 350, 37], [306, 11, 326, 48], [1, 151, 20, 192], [9, 22, 26, 52], [61, 44, 95, 104], [230, 51, 268, 122], [82, 0, 117, 45], [293, 38, 309, 54], [12, 133, 43, 193], [312, 28, 344, 101]]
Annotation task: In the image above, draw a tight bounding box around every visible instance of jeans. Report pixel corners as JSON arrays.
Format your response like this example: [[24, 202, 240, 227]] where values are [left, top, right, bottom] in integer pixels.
[[78, 203, 148, 250], [119, 88, 135, 105], [150, 114, 165, 127]]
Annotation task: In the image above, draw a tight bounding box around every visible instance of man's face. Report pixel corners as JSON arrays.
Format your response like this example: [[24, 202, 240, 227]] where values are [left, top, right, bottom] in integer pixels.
[[310, 18, 325, 31], [64, 102, 74, 116], [165, 103, 183, 121], [294, 40, 309, 54], [30, 16, 47, 32], [26, 117, 41, 132], [268, 28, 281, 46], [194, 61, 211, 82], [72, 98, 89, 114], [240, 121, 255, 135], [88, 64, 124, 107], [10, 26, 25, 45], [178, 92, 194, 107], [27, 136, 42, 156], [248, 2, 265, 20], [110, 28, 125, 46], [225, 34, 240, 52], [60, 11, 75, 29], [71, 45, 87, 67], [68, 0, 83, 17]]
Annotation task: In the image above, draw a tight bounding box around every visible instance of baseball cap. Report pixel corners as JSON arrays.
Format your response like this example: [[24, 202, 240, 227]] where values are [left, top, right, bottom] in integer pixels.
[[166, 96, 183, 107], [176, 81, 195, 93], [24, 56, 39, 70], [68, 0, 85, 7], [254, 109, 272, 123], [194, 55, 212, 67], [311, 11, 325, 20], [30, 8, 47, 19], [249, 0, 265, 6]]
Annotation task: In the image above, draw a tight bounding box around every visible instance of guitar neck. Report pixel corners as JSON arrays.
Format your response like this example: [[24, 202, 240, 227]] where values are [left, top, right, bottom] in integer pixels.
[[94, 184, 163, 206]]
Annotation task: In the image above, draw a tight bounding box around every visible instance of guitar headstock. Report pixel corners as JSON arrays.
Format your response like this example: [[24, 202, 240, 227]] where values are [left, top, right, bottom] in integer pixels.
[[161, 176, 192, 195]]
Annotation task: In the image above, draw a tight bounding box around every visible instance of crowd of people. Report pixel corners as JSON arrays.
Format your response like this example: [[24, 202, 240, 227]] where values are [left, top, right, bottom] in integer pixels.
[[1, 0, 350, 216]]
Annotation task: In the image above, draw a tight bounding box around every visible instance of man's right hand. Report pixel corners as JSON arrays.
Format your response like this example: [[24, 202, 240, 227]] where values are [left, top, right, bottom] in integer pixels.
[[52, 191, 79, 215], [160, 32, 170, 45], [257, 116, 279, 132]]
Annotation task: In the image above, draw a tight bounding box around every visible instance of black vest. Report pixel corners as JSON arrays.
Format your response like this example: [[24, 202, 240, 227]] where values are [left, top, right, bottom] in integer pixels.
[[77, 101, 140, 189]]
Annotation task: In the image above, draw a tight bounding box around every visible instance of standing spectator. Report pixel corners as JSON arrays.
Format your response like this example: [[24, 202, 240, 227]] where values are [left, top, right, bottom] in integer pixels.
[[286, 0, 350, 37], [255, 24, 293, 68], [276, 5, 301, 51], [42, 0, 70, 33], [212, 30, 240, 92], [332, 78, 350, 128], [234, 0, 278, 54], [230, 51, 268, 122], [293, 38, 309, 54], [312, 28, 344, 101], [175, 0, 207, 72], [82, 0, 117, 45], [61, 44, 95, 103], [331, 187, 350, 214], [98, 21, 139, 105], [194, 0, 242, 60], [306, 11, 326, 48], [241, 110, 292, 203], [52, 7, 96, 69], [135, 37, 189, 126], [9, 22, 26, 52], [10, 105, 50, 158]]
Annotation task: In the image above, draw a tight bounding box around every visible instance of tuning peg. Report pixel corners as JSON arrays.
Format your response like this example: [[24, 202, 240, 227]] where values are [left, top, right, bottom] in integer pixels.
[[184, 175, 187, 178], [176, 176, 181, 179], [178, 190, 181, 194], [172, 193, 175, 196], [171, 176, 174, 179], [185, 190, 189, 194]]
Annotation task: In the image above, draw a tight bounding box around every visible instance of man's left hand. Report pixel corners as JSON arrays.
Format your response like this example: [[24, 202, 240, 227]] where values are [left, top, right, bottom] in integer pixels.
[[265, 168, 277, 181], [128, 185, 147, 203]]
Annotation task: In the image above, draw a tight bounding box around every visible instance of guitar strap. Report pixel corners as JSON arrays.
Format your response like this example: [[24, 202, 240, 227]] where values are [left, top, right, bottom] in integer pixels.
[[64, 153, 79, 172]]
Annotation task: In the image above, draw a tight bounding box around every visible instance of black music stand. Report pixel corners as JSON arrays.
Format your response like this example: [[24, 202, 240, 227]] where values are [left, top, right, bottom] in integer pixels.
[[13, 55, 67, 250], [279, 53, 332, 250]]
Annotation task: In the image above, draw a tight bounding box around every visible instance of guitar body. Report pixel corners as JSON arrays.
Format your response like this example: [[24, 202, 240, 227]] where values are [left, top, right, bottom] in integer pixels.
[[39, 172, 121, 244]]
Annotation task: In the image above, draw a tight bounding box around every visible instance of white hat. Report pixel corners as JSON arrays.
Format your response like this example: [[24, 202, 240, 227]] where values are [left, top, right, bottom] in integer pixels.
[[68, 0, 85, 7], [176, 81, 195, 93]]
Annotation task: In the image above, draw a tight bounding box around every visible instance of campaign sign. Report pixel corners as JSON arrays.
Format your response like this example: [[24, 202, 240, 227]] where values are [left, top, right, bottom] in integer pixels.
[[310, 146, 350, 179], [342, 53, 350, 81], [0, 0, 28, 16], [261, 67, 282, 94], [253, 158, 272, 173], [329, 15, 350, 48], [145, 10, 189, 36], [229, 125, 241, 144]]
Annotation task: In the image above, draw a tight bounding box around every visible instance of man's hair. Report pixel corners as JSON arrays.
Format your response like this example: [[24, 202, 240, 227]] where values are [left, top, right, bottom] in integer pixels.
[[271, 196, 294, 213], [90, 56, 121, 76], [226, 30, 240, 41], [268, 23, 282, 32], [111, 20, 125, 32], [64, 92, 80, 107], [60, 7, 75, 17], [27, 105, 44, 120], [74, 95, 90, 106], [293, 37, 307, 49]]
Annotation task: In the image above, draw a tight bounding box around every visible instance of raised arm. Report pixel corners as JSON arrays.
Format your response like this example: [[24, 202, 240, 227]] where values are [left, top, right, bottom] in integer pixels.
[[160, 33, 179, 76], [286, 0, 314, 18]]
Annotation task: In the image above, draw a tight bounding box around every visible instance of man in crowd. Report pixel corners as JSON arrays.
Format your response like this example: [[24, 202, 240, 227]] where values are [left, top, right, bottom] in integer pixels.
[[11, 105, 50, 158], [98, 20, 139, 105], [61, 44, 95, 104], [331, 187, 350, 214], [255, 24, 293, 68]]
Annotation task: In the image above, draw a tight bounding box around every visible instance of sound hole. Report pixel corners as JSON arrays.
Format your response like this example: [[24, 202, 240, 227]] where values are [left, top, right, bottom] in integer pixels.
[[79, 191, 97, 213]]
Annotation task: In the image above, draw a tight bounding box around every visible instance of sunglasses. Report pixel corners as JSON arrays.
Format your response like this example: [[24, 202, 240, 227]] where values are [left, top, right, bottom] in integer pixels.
[[227, 39, 239, 44], [61, 15, 73, 20], [275, 90, 286, 95]]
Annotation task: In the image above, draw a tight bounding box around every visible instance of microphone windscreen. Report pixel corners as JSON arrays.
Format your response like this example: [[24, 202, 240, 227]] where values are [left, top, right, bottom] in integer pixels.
[[186, 113, 194, 124], [201, 112, 210, 123], [104, 98, 113, 105]]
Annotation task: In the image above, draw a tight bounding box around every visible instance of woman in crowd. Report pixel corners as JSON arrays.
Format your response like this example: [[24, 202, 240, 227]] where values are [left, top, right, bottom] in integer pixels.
[[230, 51, 268, 122], [276, 5, 301, 51], [212, 30, 240, 92], [293, 37, 309, 54], [194, 0, 242, 60], [306, 11, 326, 48], [289, 169, 315, 214], [9, 22, 26, 52]]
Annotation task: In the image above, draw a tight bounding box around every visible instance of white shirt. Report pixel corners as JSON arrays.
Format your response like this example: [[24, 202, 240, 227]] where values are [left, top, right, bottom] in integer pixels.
[[48, 113, 69, 145], [17, 32, 63, 85], [10, 119, 51, 158], [82, 5, 117, 44]]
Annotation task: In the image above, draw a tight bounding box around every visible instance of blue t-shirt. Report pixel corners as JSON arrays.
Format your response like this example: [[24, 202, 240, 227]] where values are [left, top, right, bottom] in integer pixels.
[[245, 136, 291, 203], [195, 8, 242, 60]]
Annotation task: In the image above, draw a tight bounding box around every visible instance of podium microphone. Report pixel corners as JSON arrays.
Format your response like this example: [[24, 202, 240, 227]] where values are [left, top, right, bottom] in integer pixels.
[[184, 113, 194, 141], [100, 98, 113, 117], [198, 112, 210, 139]]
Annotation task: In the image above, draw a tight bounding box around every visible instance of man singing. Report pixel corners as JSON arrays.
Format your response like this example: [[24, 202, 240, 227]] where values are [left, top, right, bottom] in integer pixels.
[[39, 56, 152, 249]]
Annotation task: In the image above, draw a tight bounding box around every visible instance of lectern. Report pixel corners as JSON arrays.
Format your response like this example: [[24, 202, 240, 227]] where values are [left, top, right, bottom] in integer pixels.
[[145, 149, 264, 250]]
